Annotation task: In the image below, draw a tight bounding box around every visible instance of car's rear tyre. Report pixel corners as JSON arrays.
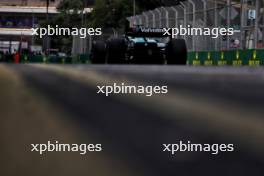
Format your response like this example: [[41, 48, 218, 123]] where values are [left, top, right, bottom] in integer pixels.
[[166, 39, 187, 65], [90, 41, 106, 64], [106, 38, 126, 64]]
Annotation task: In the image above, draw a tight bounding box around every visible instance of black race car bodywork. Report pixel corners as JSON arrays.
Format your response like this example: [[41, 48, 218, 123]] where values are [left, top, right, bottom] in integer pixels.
[[91, 26, 187, 65]]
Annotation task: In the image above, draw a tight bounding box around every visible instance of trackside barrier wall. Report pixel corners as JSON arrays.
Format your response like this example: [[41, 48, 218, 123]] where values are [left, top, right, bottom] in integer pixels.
[[1, 54, 85, 64], [78, 54, 90, 64], [23, 55, 73, 64], [0, 53, 3, 62], [188, 49, 264, 66], [28, 55, 44, 63], [0, 54, 14, 62]]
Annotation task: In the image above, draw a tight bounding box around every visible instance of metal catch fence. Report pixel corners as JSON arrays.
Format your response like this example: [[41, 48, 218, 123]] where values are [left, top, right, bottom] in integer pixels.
[[127, 0, 264, 52]]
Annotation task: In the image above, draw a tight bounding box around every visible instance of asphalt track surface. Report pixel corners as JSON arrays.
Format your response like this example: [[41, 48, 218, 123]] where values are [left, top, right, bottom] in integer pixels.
[[1, 64, 264, 176]]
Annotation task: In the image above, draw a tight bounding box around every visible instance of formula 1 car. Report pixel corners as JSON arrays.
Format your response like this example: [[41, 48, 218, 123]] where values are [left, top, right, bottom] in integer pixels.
[[90, 25, 187, 65]]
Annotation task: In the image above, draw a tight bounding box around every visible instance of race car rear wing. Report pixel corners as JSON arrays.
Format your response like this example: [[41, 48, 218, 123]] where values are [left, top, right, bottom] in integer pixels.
[[125, 26, 169, 37]]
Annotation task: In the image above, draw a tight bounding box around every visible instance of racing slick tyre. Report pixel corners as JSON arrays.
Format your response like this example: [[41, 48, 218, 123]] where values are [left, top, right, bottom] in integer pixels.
[[165, 39, 187, 65], [90, 41, 106, 64], [106, 38, 126, 64]]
